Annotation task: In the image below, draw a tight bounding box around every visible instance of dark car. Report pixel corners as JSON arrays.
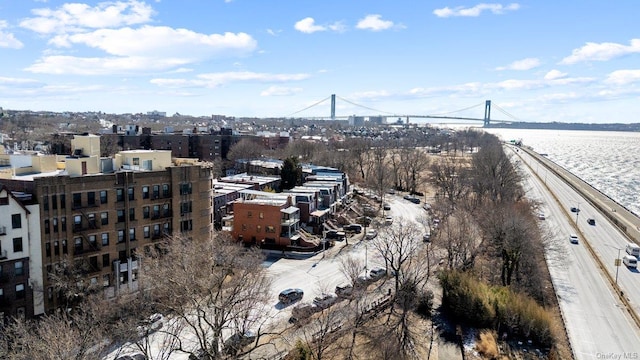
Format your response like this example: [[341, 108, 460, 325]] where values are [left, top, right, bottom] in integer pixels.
[[343, 224, 363, 233], [325, 229, 346, 240], [587, 218, 596, 225], [279, 288, 304, 304], [570, 207, 580, 213]]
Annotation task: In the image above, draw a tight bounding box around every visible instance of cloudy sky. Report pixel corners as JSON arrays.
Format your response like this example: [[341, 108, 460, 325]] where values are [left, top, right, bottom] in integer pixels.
[[1, 1, 639, 123]]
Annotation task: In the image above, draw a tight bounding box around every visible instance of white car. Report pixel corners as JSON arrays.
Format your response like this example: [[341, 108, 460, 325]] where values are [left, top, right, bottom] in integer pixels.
[[313, 293, 338, 309], [385, 216, 393, 225], [365, 229, 378, 239], [569, 234, 579, 244]]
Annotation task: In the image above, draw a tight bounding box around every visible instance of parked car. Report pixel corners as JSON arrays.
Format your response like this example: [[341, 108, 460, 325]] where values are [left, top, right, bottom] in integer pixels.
[[383, 203, 391, 211], [137, 313, 164, 337], [292, 302, 319, 318], [385, 215, 393, 225], [408, 197, 421, 204], [569, 234, 579, 244], [369, 267, 387, 280], [325, 229, 346, 241], [335, 283, 354, 298], [423, 233, 431, 242], [365, 229, 378, 240], [313, 293, 338, 309], [403, 194, 412, 200], [279, 288, 304, 304], [538, 212, 546, 220], [343, 224, 363, 233], [587, 218, 596, 225], [224, 330, 257, 355]]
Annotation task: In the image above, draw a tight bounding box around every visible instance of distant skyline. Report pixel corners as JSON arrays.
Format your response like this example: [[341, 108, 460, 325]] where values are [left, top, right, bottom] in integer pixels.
[[1, 1, 640, 123]]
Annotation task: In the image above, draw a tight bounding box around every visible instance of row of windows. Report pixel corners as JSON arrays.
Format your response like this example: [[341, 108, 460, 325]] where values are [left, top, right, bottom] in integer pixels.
[[240, 224, 276, 233], [0, 261, 25, 277], [43, 203, 178, 234], [0, 283, 26, 301], [0, 237, 23, 253], [42, 182, 191, 210]]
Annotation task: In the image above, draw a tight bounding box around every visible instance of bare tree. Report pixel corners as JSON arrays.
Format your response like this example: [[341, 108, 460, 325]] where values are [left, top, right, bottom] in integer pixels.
[[430, 156, 469, 208], [433, 210, 480, 271], [471, 136, 522, 204], [139, 233, 274, 359], [226, 138, 264, 163]]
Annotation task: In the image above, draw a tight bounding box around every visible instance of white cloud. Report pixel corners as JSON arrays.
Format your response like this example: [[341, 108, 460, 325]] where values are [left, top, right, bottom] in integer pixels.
[[433, 3, 520, 18], [605, 69, 640, 85], [260, 86, 303, 96], [49, 26, 256, 58], [356, 15, 395, 31], [544, 70, 567, 80], [26, 55, 192, 75], [0, 76, 40, 87], [294, 17, 327, 33], [19, 0, 154, 34], [294, 17, 344, 34], [151, 71, 311, 88], [496, 58, 540, 71], [26, 27, 257, 75], [266, 28, 281, 36], [0, 20, 24, 49], [561, 39, 640, 64]]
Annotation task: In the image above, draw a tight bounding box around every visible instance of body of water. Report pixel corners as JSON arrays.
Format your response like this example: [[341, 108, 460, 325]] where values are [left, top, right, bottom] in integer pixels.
[[481, 128, 640, 216]]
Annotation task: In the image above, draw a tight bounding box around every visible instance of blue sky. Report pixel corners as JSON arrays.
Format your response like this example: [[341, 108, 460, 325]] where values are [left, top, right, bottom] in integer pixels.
[[1, 1, 639, 123]]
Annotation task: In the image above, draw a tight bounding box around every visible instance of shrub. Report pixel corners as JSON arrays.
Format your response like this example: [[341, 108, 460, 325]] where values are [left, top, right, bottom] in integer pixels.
[[416, 289, 434, 318]]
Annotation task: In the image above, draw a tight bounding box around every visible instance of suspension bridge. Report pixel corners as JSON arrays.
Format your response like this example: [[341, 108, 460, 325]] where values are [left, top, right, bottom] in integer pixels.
[[287, 94, 520, 126]]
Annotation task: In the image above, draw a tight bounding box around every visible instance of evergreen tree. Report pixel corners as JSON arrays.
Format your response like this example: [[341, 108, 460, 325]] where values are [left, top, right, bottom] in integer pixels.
[[281, 156, 302, 190]]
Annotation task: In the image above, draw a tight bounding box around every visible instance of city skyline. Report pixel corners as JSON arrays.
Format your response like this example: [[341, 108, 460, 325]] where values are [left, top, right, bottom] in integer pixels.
[[1, 1, 640, 123]]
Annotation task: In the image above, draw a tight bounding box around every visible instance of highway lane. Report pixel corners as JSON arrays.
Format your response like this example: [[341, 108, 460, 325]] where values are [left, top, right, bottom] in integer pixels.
[[510, 146, 640, 358]]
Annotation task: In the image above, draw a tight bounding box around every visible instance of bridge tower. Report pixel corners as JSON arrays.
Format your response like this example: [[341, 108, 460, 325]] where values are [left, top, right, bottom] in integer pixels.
[[483, 100, 491, 126], [330, 94, 336, 120]]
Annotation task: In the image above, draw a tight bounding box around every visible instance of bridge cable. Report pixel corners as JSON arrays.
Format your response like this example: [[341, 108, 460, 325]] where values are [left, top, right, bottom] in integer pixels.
[[287, 96, 331, 117], [335, 95, 396, 115], [491, 103, 519, 121], [427, 102, 484, 117]]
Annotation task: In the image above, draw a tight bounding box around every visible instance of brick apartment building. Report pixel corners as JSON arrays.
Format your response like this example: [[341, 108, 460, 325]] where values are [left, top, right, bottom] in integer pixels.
[[0, 135, 214, 314]]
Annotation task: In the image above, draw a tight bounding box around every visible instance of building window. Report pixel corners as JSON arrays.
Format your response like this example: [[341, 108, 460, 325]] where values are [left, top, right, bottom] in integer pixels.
[[101, 233, 109, 246], [181, 201, 192, 215], [62, 239, 67, 254], [256, 225, 261, 233], [74, 215, 82, 230], [247, 211, 252, 218], [129, 208, 135, 221], [12, 214, 21, 229], [100, 190, 107, 204], [152, 205, 160, 219], [61, 216, 66, 231], [53, 218, 58, 232], [89, 235, 97, 248], [45, 242, 51, 257], [163, 222, 170, 234], [128, 187, 134, 201], [142, 186, 149, 199], [103, 274, 110, 287], [60, 194, 66, 209], [162, 184, 170, 197], [15, 261, 23, 276], [242, 224, 247, 231], [163, 203, 170, 217], [13, 237, 23, 252], [74, 237, 83, 253], [15, 284, 25, 299], [129, 228, 136, 241], [180, 183, 192, 195], [116, 188, 124, 202], [259, 212, 264, 219], [117, 210, 125, 223], [117, 230, 125, 243], [54, 241, 59, 256], [52, 194, 58, 210], [101, 212, 108, 225], [266, 226, 275, 233], [87, 213, 96, 228], [153, 224, 160, 237], [180, 220, 192, 232], [143, 226, 150, 238], [44, 219, 50, 234], [87, 192, 96, 206], [73, 193, 82, 208], [102, 254, 110, 268], [43, 195, 49, 211], [133, 157, 140, 166], [143, 206, 150, 219], [152, 185, 160, 199]]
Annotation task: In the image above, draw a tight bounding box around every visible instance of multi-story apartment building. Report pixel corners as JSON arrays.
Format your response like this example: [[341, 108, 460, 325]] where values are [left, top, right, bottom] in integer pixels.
[[0, 186, 42, 322], [0, 134, 214, 314], [231, 196, 303, 248]]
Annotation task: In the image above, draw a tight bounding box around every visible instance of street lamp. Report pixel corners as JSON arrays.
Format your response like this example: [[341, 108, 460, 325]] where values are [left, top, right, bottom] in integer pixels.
[[575, 203, 580, 223], [605, 243, 622, 286]]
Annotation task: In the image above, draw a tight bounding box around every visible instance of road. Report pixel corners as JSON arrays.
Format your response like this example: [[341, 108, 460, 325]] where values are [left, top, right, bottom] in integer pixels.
[[510, 146, 640, 358]]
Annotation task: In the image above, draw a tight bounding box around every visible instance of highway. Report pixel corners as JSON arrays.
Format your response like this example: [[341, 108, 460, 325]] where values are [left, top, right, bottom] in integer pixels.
[[510, 146, 640, 358]]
